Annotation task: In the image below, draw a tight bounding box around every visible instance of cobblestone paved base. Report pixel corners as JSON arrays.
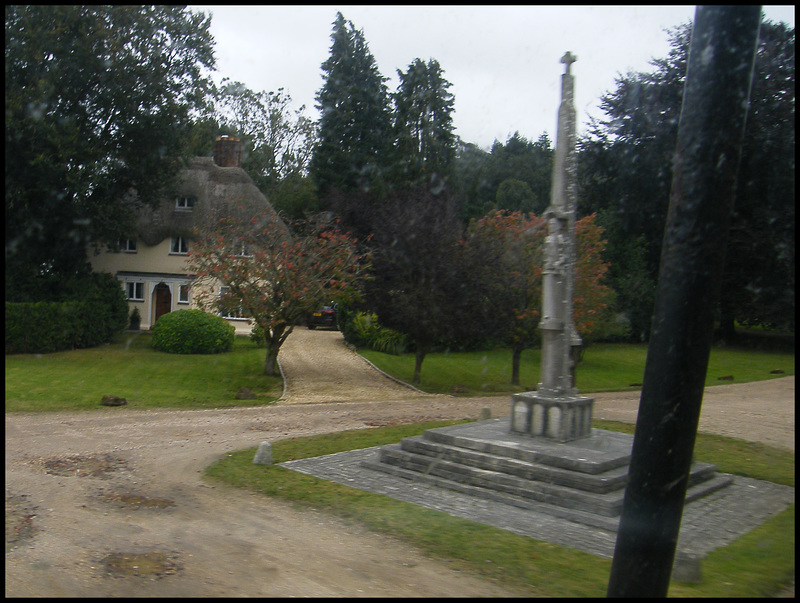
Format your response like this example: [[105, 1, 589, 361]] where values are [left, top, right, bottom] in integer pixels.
[[282, 447, 794, 560]]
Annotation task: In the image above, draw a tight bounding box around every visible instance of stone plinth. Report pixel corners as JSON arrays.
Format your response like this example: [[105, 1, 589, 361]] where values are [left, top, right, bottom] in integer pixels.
[[510, 392, 594, 442]]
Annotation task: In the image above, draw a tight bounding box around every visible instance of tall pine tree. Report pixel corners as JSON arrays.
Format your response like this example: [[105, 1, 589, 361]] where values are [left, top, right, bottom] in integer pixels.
[[392, 58, 456, 191], [310, 12, 393, 198]]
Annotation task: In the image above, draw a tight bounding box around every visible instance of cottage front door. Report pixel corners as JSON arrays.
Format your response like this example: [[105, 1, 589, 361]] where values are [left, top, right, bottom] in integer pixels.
[[154, 283, 172, 324]]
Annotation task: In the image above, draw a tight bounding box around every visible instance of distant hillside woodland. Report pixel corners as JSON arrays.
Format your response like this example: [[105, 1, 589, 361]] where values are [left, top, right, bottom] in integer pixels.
[[6, 7, 794, 351]]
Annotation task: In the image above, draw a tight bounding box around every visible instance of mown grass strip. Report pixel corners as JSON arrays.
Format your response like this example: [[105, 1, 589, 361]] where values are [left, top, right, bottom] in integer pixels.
[[360, 343, 794, 395], [205, 420, 795, 597]]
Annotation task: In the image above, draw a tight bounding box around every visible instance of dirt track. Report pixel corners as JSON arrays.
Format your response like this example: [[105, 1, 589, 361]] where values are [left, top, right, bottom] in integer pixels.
[[5, 328, 795, 597]]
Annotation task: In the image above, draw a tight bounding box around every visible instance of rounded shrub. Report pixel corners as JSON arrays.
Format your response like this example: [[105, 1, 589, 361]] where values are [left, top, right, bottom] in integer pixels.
[[151, 309, 235, 354]]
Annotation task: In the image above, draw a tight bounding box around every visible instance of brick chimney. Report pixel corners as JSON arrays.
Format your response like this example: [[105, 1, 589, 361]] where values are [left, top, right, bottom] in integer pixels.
[[213, 135, 242, 168]]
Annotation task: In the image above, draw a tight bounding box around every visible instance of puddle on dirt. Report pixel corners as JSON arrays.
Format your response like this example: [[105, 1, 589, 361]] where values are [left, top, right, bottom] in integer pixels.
[[5, 493, 37, 552], [100, 492, 176, 510], [42, 454, 129, 479], [101, 551, 182, 578]]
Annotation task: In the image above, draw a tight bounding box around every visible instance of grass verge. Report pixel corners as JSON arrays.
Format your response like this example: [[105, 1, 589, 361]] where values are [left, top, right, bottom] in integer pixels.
[[205, 420, 795, 597], [360, 343, 794, 395]]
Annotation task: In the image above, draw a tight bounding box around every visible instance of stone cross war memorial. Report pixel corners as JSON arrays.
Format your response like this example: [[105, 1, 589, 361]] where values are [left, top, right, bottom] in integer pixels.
[[509, 51, 594, 443], [359, 51, 732, 534]]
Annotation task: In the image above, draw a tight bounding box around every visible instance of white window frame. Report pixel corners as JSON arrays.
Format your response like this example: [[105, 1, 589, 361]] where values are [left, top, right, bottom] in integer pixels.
[[175, 196, 196, 210], [118, 238, 137, 253], [170, 237, 189, 254], [178, 283, 190, 304], [125, 281, 144, 301]]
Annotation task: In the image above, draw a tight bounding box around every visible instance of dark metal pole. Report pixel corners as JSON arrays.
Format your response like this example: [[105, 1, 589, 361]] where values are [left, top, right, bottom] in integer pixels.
[[606, 6, 761, 597]]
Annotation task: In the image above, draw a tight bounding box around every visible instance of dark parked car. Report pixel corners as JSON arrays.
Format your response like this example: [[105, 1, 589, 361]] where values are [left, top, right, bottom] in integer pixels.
[[307, 303, 338, 330]]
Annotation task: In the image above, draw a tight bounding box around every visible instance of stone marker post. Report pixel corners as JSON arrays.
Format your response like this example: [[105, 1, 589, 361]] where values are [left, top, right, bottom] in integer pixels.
[[509, 52, 594, 442], [253, 441, 273, 465]]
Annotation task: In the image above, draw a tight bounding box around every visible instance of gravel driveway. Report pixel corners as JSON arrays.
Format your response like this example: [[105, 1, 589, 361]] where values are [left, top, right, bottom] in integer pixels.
[[5, 328, 795, 596]]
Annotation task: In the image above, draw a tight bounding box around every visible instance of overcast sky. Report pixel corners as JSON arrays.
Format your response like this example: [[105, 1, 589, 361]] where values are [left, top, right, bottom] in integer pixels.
[[191, 5, 795, 150]]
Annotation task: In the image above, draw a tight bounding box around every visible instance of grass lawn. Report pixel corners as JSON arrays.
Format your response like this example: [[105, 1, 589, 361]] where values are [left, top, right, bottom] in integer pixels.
[[205, 420, 795, 598], [359, 343, 795, 396], [4, 331, 282, 412], [6, 331, 793, 412]]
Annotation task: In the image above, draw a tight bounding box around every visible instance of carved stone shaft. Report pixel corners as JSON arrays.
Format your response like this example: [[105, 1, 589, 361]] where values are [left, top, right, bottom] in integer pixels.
[[539, 52, 581, 397], [510, 52, 593, 442]]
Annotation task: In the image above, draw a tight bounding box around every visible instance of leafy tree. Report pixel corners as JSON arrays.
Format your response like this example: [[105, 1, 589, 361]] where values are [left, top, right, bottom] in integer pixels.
[[449, 133, 552, 224], [578, 26, 685, 287], [478, 133, 553, 217], [215, 79, 318, 195], [187, 212, 366, 376], [495, 179, 537, 213], [466, 211, 615, 385], [5, 5, 215, 301], [579, 18, 794, 337], [451, 140, 493, 221], [718, 19, 794, 334], [268, 172, 320, 221], [572, 214, 618, 342], [310, 12, 393, 197], [604, 234, 656, 342], [465, 211, 545, 385], [391, 58, 456, 190], [365, 188, 468, 383]]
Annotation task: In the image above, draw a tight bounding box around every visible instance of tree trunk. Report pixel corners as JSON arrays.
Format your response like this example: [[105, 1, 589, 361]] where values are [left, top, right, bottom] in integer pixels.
[[716, 316, 738, 344], [263, 324, 286, 377], [263, 345, 280, 377], [413, 347, 427, 384], [511, 346, 523, 386]]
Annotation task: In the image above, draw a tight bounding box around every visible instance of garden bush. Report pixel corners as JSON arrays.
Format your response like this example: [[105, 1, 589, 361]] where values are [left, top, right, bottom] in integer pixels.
[[345, 312, 408, 355], [151, 309, 235, 354], [249, 323, 265, 347], [80, 272, 129, 346]]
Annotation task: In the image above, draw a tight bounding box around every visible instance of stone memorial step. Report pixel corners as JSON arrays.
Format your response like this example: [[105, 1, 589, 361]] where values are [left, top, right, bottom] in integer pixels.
[[362, 418, 733, 529]]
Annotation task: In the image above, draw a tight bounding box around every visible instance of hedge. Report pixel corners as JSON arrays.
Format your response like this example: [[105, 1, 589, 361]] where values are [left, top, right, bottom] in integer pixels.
[[5, 272, 129, 354]]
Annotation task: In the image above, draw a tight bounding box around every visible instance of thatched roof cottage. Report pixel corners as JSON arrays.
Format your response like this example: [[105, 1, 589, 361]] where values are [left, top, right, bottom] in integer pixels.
[[89, 136, 285, 333]]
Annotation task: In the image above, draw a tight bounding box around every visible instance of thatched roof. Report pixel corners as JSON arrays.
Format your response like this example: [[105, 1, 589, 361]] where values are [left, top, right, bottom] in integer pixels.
[[136, 157, 287, 246]]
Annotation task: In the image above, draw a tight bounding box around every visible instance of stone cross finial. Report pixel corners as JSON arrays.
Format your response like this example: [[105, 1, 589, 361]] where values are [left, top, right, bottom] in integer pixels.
[[560, 51, 577, 74]]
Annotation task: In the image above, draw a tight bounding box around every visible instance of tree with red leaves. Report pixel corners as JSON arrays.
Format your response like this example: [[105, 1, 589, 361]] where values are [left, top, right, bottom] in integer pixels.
[[187, 211, 366, 376], [466, 210, 614, 385]]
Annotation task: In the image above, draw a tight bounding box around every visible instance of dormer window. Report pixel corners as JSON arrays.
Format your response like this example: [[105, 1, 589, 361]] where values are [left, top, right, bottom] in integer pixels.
[[170, 237, 189, 254], [175, 196, 196, 210], [118, 238, 137, 253]]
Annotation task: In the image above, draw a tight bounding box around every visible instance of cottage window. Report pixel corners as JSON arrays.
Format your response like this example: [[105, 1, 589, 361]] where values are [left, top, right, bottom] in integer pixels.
[[219, 286, 250, 319], [178, 284, 190, 304], [118, 238, 137, 253], [125, 281, 144, 301], [175, 196, 196, 210], [170, 237, 189, 254]]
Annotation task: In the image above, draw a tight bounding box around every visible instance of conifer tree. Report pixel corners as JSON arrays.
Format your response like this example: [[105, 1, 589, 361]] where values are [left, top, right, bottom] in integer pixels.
[[310, 12, 393, 197], [392, 58, 456, 191]]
